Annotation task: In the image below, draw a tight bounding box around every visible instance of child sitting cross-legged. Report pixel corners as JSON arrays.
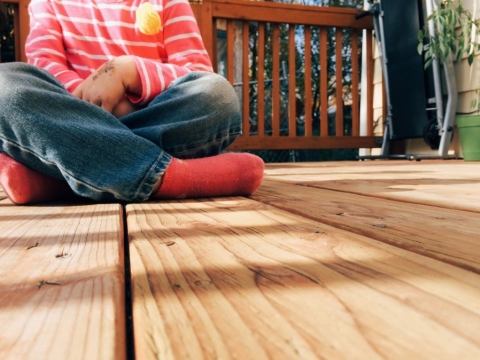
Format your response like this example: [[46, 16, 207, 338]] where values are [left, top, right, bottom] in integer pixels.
[[0, 0, 264, 204]]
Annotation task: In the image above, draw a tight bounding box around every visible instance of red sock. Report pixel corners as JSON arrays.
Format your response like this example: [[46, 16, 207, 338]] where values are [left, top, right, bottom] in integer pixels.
[[153, 152, 264, 199], [0, 153, 73, 205]]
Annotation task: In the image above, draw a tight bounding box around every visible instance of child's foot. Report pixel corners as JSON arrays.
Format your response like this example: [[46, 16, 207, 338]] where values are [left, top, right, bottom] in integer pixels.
[[0, 153, 73, 205], [152, 152, 264, 199]]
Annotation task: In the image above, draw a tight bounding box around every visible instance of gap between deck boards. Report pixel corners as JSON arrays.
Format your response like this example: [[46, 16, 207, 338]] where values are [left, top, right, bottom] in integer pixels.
[[122, 204, 135, 360]]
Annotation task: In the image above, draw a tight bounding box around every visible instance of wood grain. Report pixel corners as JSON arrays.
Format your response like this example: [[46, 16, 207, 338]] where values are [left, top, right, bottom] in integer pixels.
[[0, 200, 125, 360], [263, 161, 480, 212], [210, 0, 374, 29], [253, 180, 480, 274], [127, 198, 480, 359]]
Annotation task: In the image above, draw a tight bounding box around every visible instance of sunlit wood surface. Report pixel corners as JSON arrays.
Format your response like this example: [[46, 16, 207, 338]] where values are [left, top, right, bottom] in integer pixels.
[[0, 201, 126, 360], [1, 160, 479, 359], [128, 160, 480, 359]]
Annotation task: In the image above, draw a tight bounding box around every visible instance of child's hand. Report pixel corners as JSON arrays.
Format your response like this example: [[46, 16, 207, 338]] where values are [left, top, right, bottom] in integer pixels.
[[112, 98, 140, 118], [73, 56, 141, 115]]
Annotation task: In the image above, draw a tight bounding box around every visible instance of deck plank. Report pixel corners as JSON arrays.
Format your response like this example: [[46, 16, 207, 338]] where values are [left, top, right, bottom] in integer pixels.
[[263, 161, 480, 212], [253, 180, 480, 274], [0, 199, 126, 360], [127, 198, 480, 359]]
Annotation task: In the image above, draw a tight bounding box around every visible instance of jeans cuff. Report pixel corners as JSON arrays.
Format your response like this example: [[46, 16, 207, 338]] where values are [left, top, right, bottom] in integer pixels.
[[132, 151, 172, 201]]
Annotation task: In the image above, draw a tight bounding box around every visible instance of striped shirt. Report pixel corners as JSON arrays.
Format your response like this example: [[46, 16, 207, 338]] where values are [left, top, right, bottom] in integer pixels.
[[25, 0, 213, 105]]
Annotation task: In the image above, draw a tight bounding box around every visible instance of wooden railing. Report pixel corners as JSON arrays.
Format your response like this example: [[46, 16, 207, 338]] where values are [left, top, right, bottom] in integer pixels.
[[191, 0, 379, 150], [4, 0, 380, 151]]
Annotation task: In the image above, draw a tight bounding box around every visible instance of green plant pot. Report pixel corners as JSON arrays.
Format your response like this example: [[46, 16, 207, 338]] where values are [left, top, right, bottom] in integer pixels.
[[457, 115, 480, 161]]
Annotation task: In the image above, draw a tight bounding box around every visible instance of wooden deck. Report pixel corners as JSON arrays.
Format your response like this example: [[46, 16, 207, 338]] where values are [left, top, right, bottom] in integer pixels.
[[1, 160, 480, 359]]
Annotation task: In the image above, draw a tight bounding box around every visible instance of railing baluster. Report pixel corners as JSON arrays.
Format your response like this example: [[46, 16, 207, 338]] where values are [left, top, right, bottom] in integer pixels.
[[272, 24, 280, 137], [226, 20, 234, 85], [304, 26, 312, 137], [288, 24, 296, 137], [366, 29, 374, 137], [382, 77, 387, 134], [14, 5, 20, 62], [335, 28, 343, 137], [257, 23, 265, 137], [351, 29, 359, 137], [320, 27, 328, 137], [242, 21, 250, 137]]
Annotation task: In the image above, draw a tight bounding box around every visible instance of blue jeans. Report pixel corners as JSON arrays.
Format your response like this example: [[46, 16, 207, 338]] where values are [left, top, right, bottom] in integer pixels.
[[0, 63, 241, 202]]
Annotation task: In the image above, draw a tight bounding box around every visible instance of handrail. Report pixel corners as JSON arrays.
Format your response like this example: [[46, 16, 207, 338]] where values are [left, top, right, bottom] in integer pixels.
[[210, 0, 372, 28]]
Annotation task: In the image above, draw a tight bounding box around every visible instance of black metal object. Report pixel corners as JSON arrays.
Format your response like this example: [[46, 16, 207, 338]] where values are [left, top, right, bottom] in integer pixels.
[[356, 0, 458, 161], [360, 0, 432, 141], [380, 0, 432, 140]]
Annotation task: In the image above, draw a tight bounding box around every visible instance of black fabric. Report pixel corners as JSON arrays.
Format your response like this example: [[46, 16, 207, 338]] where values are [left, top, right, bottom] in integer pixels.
[[376, 0, 434, 140]]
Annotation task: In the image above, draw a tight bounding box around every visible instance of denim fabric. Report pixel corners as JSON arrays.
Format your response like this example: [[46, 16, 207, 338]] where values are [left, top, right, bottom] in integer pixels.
[[0, 63, 241, 202]]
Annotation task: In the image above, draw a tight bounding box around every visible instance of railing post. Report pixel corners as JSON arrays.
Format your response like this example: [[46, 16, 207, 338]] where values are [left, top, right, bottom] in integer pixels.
[[2, 0, 29, 62], [189, 0, 215, 70], [18, 0, 29, 62], [0, 2, 6, 63]]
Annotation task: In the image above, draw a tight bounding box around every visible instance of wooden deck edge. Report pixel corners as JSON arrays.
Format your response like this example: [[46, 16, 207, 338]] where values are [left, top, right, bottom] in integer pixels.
[[252, 179, 480, 275]]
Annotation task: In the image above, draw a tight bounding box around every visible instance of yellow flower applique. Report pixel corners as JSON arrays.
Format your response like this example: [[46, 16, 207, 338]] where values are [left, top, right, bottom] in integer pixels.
[[136, 2, 162, 35]]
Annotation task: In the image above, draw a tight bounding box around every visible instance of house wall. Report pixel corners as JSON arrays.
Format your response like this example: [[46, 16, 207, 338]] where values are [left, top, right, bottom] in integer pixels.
[[455, 0, 480, 115]]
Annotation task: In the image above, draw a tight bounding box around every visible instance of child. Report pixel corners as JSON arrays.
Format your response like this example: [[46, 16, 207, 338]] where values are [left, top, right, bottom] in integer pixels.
[[0, 0, 264, 204]]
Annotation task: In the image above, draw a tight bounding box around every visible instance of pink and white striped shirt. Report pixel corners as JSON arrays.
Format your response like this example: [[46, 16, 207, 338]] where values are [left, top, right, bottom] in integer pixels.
[[25, 0, 213, 105]]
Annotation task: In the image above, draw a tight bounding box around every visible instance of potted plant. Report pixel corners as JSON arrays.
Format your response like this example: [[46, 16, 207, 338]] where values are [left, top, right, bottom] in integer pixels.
[[418, 0, 480, 160]]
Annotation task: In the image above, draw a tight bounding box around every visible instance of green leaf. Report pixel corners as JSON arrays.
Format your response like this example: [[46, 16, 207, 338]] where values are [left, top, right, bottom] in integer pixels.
[[439, 39, 446, 58], [450, 42, 456, 53], [417, 42, 424, 55], [439, 15, 446, 28], [417, 30, 424, 43], [456, 48, 463, 62], [449, 9, 455, 27], [468, 53, 475, 65], [468, 42, 475, 56], [419, 0, 477, 67], [424, 57, 433, 69]]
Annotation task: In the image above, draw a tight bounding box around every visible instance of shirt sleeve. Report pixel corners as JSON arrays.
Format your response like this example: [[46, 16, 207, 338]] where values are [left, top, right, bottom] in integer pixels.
[[25, 0, 213, 102], [129, 0, 213, 105], [25, 0, 83, 92]]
